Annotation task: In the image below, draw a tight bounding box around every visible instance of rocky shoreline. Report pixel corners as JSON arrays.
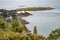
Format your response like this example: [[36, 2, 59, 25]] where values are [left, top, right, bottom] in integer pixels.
[[0, 7, 54, 25], [21, 19, 29, 24], [18, 11, 32, 17]]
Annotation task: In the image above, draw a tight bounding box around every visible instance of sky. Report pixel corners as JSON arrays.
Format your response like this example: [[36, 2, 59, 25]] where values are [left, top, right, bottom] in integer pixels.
[[0, 0, 60, 9]]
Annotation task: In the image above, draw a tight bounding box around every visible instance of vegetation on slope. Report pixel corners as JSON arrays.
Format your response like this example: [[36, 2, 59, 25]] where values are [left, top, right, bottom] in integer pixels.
[[0, 18, 60, 40]]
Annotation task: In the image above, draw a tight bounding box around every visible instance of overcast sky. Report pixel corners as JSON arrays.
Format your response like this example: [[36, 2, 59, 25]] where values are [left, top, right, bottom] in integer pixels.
[[0, 0, 60, 9]]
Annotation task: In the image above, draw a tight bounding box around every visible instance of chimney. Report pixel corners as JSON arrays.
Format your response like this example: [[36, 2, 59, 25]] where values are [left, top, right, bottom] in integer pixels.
[[33, 26, 37, 35], [33, 26, 38, 40]]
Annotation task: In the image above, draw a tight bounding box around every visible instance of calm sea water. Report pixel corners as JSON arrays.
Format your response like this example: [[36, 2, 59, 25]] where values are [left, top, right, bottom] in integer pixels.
[[22, 0, 60, 37], [23, 10, 60, 37], [0, 0, 60, 37]]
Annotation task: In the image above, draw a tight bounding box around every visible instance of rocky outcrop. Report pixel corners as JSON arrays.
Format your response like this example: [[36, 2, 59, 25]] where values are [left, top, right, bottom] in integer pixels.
[[18, 11, 32, 17], [21, 19, 29, 24]]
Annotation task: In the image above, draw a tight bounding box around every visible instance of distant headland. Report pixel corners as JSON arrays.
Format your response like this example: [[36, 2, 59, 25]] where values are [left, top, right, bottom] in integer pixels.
[[16, 7, 54, 11]]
